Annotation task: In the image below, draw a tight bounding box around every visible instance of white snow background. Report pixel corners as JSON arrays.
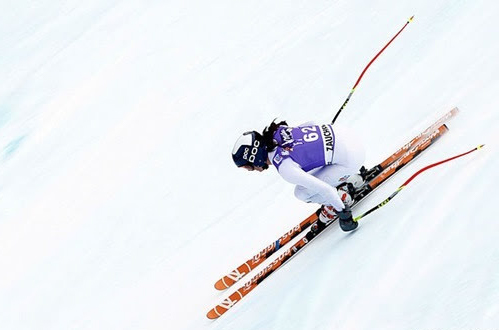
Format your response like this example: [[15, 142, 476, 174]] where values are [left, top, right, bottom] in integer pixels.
[[0, 0, 498, 329]]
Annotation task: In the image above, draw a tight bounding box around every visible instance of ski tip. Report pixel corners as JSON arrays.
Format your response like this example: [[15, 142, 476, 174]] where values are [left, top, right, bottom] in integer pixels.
[[206, 309, 220, 320], [451, 106, 459, 114], [408, 15, 415, 22], [477, 144, 485, 150], [214, 279, 229, 291]]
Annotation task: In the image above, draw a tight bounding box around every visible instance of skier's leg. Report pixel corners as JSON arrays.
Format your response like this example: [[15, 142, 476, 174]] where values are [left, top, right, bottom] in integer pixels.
[[293, 163, 359, 205], [293, 125, 365, 204], [297, 125, 365, 233]]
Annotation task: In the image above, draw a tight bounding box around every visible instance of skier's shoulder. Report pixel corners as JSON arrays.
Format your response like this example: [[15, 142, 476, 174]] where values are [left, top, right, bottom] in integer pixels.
[[297, 121, 334, 134], [270, 146, 290, 168], [271, 143, 306, 174], [297, 120, 318, 127]]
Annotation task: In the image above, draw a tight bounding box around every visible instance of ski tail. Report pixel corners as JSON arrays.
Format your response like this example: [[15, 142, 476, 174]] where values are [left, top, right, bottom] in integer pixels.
[[354, 144, 485, 222], [374, 107, 458, 171], [369, 124, 448, 189]]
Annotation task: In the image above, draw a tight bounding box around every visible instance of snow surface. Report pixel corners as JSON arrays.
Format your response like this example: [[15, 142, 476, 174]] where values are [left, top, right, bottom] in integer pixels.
[[1, 1, 498, 329]]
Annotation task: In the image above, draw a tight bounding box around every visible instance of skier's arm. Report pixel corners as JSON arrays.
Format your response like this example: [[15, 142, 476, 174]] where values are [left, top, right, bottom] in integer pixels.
[[277, 159, 345, 210]]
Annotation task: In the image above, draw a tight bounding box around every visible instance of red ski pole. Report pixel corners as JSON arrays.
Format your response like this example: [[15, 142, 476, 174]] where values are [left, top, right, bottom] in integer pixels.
[[332, 15, 414, 124], [354, 145, 485, 222]]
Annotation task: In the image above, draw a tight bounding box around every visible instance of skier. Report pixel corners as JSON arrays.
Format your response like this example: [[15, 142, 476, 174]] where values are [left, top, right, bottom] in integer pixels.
[[232, 120, 365, 232]]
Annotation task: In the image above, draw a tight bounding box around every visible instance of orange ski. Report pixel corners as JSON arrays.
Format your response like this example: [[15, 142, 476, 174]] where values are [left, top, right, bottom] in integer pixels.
[[213, 108, 458, 291], [214, 212, 317, 290], [378, 107, 458, 169], [369, 124, 448, 188], [207, 121, 450, 319]]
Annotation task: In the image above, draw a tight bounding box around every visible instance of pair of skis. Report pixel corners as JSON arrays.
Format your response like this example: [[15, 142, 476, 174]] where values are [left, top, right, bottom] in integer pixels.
[[207, 107, 459, 319]]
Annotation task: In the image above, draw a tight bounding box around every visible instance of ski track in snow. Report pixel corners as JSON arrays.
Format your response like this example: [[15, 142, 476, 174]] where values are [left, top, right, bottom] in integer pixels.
[[0, 0, 498, 329]]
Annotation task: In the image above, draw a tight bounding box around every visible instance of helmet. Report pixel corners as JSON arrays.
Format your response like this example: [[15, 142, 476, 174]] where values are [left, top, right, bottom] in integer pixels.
[[232, 131, 268, 168]]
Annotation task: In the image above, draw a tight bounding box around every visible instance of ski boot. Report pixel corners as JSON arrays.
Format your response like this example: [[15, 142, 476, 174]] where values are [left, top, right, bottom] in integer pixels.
[[335, 185, 358, 232], [305, 206, 335, 240], [307, 185, 359, 239], [338, 173, 365, 199], [305, 174, 363, 239], [316, 204, 358, 233]]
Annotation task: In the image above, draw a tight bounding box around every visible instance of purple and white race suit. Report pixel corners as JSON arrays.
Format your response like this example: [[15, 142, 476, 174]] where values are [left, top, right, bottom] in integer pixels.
[[271, 124, 335, 171], [269, 123, 364, 210]]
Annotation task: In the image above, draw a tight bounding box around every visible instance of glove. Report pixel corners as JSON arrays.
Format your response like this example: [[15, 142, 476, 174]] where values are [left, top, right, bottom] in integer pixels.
[[337, 206, 358, 232], [337, 205, 352, 220]]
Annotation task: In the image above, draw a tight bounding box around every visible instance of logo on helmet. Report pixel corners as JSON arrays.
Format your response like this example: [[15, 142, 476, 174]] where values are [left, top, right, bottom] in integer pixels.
[[242, 140, 261, 163]]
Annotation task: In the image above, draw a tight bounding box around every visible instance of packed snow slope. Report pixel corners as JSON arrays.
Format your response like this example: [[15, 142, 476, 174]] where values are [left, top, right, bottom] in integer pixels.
[[1, 1, 498, 329]]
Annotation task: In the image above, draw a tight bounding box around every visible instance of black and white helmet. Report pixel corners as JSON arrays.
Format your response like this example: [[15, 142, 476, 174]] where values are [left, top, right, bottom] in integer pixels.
[[232, 131, 268, 168]]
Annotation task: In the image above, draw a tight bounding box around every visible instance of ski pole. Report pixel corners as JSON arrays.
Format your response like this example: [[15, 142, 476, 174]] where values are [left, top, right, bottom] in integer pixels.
[[332, 15, 414, 124], [354, 145, 485, 222]]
